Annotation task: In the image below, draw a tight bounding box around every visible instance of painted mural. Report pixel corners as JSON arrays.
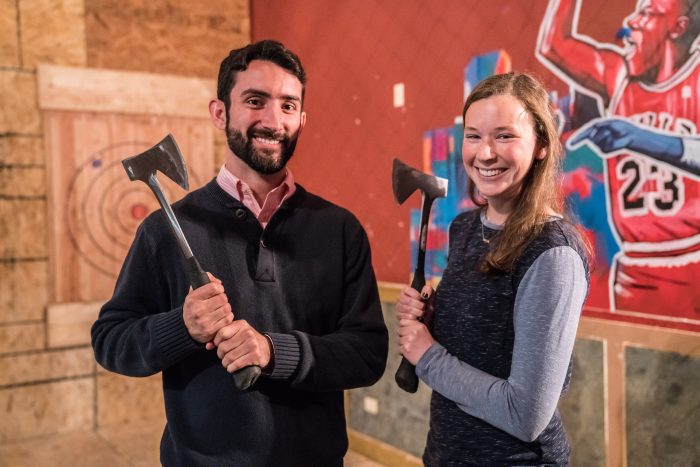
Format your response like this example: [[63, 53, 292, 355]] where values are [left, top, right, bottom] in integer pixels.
[[413, 0, 700, 330]]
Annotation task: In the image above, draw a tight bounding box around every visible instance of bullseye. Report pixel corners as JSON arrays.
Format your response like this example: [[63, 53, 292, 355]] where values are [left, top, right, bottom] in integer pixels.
[[131, 203, 149, 220]]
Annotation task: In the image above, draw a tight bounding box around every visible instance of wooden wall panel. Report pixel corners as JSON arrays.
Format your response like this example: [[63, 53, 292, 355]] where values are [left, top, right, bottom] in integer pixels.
[[85, 0, 250, 77], [19, 0, 86, 68], [44, 111, 215, 303], [0, 0, 19, 68]]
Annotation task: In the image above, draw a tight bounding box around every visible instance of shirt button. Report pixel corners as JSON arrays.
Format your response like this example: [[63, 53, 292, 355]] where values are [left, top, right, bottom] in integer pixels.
[[235, 208, 247, 220]]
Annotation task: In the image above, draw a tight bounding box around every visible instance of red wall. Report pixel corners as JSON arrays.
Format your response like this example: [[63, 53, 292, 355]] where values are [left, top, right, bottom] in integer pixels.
[[251, 0, 634, 282]]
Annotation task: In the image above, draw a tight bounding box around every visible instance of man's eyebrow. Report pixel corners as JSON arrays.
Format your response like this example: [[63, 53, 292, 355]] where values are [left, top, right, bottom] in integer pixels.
[[241, 88, 301, 102]]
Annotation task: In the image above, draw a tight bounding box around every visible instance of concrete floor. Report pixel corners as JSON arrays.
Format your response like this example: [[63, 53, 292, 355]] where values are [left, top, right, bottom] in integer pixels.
[[0, 420, 385, 467]]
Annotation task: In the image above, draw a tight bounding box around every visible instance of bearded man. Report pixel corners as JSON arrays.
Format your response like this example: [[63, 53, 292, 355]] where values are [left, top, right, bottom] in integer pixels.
[[92, 40, 388, 467]]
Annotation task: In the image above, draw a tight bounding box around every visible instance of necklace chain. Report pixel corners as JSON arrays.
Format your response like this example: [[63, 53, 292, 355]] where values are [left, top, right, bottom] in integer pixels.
[[481, 221, 491, 244]]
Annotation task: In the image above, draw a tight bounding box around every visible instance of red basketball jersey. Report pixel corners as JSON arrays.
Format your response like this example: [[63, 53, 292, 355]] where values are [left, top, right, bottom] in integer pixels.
[[606, 52, 700, 255]]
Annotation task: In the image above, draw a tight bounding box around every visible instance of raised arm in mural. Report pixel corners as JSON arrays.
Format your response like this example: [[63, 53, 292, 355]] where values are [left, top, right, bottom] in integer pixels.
[[537, 0, 700, 321], [569, 117, 700, 176], [538, 0, 627, 106]]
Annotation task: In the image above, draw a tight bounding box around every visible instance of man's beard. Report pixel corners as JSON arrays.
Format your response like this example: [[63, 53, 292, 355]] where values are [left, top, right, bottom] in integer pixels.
[[226, 125, 300, 175]]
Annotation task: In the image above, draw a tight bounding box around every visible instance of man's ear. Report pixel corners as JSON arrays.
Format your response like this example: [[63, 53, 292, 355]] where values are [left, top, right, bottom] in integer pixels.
[[671, 16, 689, 39], [209, 99, 227, 130], [300, 111, 307, 129]]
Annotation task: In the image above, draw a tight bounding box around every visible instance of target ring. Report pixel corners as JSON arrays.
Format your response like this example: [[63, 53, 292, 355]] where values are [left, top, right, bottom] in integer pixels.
[[65, 141, 204, 279]]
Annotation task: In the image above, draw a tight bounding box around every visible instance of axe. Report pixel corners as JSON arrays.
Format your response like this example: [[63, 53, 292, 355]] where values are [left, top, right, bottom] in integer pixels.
[[392, 158, 448, 393], [122, 134, 261, 390]]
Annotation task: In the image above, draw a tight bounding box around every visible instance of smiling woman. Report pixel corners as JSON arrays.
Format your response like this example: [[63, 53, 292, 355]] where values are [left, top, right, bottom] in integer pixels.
[[462, 94, 546, 225], [394, 71, 592, 466]]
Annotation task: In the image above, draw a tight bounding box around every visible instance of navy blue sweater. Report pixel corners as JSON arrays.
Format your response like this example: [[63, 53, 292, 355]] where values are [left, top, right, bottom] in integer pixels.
[[91, 180, 388, 466]]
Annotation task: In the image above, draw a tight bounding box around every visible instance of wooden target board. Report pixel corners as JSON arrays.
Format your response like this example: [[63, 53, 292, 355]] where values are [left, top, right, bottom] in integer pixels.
[[40, 65, 216, 303]]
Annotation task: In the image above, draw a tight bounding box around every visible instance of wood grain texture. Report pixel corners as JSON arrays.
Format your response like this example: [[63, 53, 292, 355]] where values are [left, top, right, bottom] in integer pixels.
[[0, 261, 48, 323], [0, 72, 40, 134], [0, 0, 19, 67], [19, 0, 86, 68], [47, 301, 103, 348], [38, 64, 216, 118], [85, 0, 250, 77], [44, 110, 215, 303]]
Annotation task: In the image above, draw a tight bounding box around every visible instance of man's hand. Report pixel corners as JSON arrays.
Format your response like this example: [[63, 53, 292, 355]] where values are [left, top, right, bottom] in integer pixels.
[[183, 273, 233, 344], [210, 321, 271, 373]]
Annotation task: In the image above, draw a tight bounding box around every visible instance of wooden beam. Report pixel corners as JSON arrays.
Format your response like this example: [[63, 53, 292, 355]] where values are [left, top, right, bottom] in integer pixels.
[[38, 64, 215, 118], [47, 301, 103, 348], [348, 429, 422, 467]]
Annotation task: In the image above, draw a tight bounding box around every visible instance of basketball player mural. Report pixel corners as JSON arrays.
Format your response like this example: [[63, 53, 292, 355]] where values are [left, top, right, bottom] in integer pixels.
[[538, 0, 700, 323]]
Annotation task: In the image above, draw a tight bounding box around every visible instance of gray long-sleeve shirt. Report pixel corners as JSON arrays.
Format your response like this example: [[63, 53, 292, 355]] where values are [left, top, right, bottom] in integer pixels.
[[417, 209, 589, 466]]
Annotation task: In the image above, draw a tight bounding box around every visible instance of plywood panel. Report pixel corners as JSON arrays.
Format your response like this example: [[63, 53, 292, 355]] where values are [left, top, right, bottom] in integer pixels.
[[19, 0, 86, 68], [0, 0, 19, 68], [47, 301, 102, 348], [0, 72, 39, 134], [38, 64, 215, 118], [85, 0, 250, 77], [0, 323, 45, 355], [0, 260, 48, 323], [97, 372, 164, 428], [0, 378, 94, 443], [45, 111, 215, 303], [0, 348, 94, 386]]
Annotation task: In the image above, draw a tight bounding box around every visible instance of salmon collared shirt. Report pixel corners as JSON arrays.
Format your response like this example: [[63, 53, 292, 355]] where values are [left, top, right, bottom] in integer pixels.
[[215, 164, 296, 228]]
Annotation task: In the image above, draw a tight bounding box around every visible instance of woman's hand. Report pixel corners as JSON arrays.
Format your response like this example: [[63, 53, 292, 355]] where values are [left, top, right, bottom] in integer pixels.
[[395, 285, 433, 321], [395, 285, 436, 365]]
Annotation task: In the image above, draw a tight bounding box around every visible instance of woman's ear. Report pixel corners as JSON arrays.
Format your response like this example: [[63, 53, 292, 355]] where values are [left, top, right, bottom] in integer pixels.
[[536, 145, 547, 160]]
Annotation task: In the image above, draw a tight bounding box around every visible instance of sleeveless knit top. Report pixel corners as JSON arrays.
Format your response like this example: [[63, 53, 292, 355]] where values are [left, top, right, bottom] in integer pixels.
[[421, 209, 590, 466]]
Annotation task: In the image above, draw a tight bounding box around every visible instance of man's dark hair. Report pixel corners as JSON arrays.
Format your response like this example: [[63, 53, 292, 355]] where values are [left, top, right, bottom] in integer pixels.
[[217, 40, 307, 113]]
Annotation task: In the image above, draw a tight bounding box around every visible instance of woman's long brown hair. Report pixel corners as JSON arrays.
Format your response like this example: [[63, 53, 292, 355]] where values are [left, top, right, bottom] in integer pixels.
[[463, 72, 589, 273]]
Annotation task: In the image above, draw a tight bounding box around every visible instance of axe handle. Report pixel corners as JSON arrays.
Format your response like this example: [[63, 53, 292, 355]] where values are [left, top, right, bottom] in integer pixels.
[[185, 256, 210, 289], [147, 176, 262, 390], [395, 195, 434, 394], [186, 256, 262, 391]]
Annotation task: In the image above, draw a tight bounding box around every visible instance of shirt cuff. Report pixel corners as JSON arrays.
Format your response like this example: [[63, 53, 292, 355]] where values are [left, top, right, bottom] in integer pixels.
[[263, 333, 300, 380], [153, 306, 203, 366], [415, 342, 446, 379]]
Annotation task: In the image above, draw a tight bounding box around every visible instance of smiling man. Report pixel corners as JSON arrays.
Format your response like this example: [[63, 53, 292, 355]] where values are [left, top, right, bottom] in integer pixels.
[[538, 0, 700, 320], [91, 40, 388, 467]]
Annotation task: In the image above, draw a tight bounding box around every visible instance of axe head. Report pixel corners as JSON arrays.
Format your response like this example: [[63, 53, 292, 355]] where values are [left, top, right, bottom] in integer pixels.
[[122, 134, 189, 190], [392, 158, 448, 204]]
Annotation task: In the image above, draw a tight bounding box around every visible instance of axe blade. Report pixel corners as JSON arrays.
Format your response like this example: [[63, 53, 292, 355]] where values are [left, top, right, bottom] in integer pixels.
[[122, 134, 189, 190], [392, 158, 448, 204]]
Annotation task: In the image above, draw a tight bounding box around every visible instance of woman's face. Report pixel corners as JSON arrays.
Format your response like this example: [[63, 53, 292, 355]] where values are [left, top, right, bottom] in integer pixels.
[[462, 94, 544, 218]]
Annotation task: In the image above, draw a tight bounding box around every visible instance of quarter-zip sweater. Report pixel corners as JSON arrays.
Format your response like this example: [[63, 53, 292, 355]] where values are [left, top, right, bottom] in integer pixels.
[[91, 179, 388, 467]]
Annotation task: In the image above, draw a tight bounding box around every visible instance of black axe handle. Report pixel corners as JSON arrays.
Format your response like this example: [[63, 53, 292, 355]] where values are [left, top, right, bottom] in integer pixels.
[[185, 252, 262, 391], [146, 176, 261, 390], [395, 195, 434, 393]]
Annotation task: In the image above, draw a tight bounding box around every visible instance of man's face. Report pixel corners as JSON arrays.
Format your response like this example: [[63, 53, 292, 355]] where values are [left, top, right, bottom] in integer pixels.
[[225, 60, 305, 174], [624, 0, 685, 77]]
